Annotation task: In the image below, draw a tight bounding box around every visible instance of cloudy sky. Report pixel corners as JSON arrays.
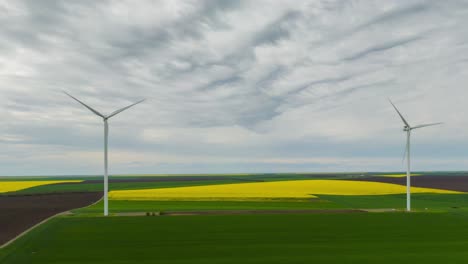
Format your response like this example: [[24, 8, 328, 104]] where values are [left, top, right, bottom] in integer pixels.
[[1, 0, 468, 176]]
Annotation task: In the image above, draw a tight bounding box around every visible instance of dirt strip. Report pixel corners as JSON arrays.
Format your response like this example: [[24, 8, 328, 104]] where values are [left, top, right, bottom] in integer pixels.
[[0, 192, 102, 246], [114, 209, 365, 217], [161, 209, 365, 216]]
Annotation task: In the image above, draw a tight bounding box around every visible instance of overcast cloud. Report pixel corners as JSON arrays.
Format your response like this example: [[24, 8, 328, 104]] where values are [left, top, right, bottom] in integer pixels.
[[1, 0, 468, 176]]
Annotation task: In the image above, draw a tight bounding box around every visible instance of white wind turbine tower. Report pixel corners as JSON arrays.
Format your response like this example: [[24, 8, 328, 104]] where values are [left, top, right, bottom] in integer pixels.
[[389, 99, 442, 212], [65, 91, 145, 216]]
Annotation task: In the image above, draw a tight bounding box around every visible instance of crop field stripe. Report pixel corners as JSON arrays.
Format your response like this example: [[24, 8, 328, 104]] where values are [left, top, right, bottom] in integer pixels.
[[0, 180, 83, 193], [9, 180, 249, 195], [9, 176, 346, 195], [375, 174, 422, 177], [76, 193, 468, 213], [109, 179, 461, 201]]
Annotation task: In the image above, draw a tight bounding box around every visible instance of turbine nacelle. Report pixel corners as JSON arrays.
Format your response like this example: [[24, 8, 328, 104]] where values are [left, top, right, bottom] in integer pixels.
[[389, 99, 442, 133], [64, 91, 145, 121]]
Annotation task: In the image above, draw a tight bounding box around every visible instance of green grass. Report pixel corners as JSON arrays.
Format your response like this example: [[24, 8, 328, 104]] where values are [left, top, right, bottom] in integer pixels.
[[75, 199, 341, 214], [2, 213, 468, 263], [321, 193, 468, 210]]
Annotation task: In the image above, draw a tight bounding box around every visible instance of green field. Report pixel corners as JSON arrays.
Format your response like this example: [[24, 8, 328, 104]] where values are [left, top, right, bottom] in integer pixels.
[[322, 193, 468, 210], [75, 199, 341, 214], [2, 213, 468, 264], [72, 193, 468, 214]]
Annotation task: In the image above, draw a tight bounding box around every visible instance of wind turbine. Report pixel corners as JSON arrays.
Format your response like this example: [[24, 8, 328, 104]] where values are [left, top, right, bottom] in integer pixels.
[[389, 99, 442, 212], [64, 91, 145, 216]]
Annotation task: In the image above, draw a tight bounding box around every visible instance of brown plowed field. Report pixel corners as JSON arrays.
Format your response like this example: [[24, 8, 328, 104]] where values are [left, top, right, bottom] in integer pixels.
[[0, 192, 102, 246], [352, 176, 468, 192], [83, 176, 265, 183]]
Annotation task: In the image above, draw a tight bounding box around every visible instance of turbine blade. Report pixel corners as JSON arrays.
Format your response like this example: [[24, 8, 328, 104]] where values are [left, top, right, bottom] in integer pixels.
[[107, 99, 145, 119], [63, 91, 105, 118], [411, 122, 443, 130], [388, 99, 410, 127]]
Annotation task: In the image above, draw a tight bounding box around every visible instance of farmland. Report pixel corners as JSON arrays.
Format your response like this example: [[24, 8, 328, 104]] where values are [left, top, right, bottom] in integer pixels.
[[2, 213, 468, 263], [0, 180, 82, 193], [108, 179, 460, 201], [1, 173, 468, 263], [375, 173, 422, 177], [0, 192, 102, 246], [76, 193, 468, 214]]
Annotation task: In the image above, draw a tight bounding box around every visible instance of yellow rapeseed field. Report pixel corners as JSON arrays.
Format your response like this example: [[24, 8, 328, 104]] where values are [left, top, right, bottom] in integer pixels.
[[109, 180, 460, 201], [0, 180, 83, 193]]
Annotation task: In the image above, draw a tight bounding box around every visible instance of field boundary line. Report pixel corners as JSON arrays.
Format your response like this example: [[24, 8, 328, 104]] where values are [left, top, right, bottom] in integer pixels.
[[73, 194, 104, 213], [163, 209, 366, 216], [0, 211, 68, 249]]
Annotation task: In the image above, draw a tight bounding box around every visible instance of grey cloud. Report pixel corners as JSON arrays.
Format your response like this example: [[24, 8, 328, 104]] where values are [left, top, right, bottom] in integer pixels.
[[343, 34, 424, 61], [353, 2, 429, 33], [286, 75, 352, 97], [252, 10, 301, 46], [1, 0, 468, 175]]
